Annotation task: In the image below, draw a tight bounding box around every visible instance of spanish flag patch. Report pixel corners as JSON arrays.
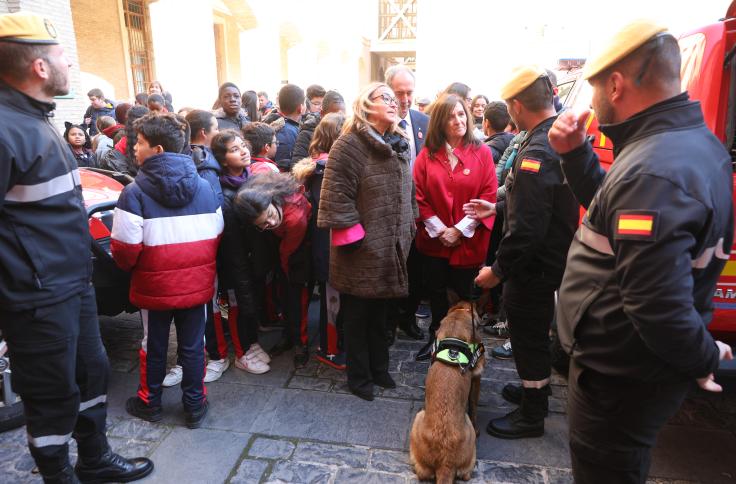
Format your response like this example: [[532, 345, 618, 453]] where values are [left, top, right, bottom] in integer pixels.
[[614, 210, 658, 241], [519, 158, 541, 173]]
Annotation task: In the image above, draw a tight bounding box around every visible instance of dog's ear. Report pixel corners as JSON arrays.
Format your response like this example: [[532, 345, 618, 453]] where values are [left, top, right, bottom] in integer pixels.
[[447, 288, 461, 308]]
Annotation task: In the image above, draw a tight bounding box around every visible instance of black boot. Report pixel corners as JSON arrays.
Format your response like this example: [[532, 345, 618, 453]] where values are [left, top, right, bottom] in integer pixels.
[[501, 383, 523, 404], [501, 383, 551, 414], [43, 465, 81, 484], [185, 399, 209, 429], [373, 372, 396, 389], [385, 325, 396, 347], [269, 337, 294, 358], [414, 333, 435, 361], [293, 345, 309, 369], [486, 386, 549, 439], [75, 445, 153, 483], [398, 318, 424, 340]]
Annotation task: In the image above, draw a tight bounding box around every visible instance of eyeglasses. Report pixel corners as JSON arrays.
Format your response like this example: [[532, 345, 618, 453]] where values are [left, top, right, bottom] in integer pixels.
[[269, 139, 280, 146], [371, 93, 398, 106], [255, 204, 282, 231]]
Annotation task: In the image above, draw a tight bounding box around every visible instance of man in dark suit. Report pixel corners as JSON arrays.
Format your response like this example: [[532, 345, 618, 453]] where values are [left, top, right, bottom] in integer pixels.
[[385, 65, 430, 343]]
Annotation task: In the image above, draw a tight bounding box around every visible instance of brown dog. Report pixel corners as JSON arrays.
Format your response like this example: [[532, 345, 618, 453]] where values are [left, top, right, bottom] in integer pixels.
[[409, 294, 486, 483]]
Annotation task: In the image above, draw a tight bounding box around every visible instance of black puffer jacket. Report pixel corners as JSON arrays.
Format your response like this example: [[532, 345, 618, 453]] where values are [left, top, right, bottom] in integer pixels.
[[291, 112, 321, 166], [218, 175, 257, 315]]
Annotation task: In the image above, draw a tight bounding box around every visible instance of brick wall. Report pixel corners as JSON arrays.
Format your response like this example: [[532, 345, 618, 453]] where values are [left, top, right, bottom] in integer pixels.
[[0, 0, 88, 133], [70, 0, 132, 102]]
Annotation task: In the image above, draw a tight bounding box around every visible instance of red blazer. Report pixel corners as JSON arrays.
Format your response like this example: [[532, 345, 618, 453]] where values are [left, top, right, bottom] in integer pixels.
[[413, 142, 497, 267]]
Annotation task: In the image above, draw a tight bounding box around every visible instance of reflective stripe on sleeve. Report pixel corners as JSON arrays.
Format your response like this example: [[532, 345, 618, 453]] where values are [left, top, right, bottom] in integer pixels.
[[5, 169, 80, 203], [692, 238, 729, 269], [578, 224, 614, 255], [27, 432, 72, 448], [581, 225, 729, 269], [79, 394, 107, 412]]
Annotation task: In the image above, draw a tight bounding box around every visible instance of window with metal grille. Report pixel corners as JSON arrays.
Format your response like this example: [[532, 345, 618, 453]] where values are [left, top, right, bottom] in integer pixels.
[[123, 0, 154, 95], [378, 0, 417, 41]]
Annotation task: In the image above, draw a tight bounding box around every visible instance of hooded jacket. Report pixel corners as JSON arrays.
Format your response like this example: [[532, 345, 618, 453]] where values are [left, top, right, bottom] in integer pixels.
[[290, 112, 321, 165], [111, 152, 224, 310], [190, 144, 224, 206], [83, 100, 116, 136]]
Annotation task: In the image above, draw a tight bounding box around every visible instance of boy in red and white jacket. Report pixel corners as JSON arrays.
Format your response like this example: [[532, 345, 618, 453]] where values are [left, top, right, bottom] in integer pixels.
[[111, 113, 223, 428]]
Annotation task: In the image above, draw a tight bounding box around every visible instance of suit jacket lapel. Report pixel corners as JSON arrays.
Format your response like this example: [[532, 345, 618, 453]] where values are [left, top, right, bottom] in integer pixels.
[[410, 109, 423, 152]]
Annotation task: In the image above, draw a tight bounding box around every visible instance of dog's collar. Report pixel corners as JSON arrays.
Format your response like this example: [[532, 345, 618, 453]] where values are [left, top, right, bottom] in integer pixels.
[[431, 337, 485, 374]]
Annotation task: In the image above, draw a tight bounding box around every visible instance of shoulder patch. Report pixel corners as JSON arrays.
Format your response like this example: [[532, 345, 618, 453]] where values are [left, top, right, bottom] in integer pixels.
[[614, 210, 658, 241], [519, 158, 541, 174]]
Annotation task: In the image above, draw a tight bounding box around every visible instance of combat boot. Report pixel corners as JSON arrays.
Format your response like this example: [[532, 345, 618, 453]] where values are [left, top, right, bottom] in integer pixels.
[[43, 465, 80, 484], [501, 383, 551, 415], [486, 386, 549, 439]]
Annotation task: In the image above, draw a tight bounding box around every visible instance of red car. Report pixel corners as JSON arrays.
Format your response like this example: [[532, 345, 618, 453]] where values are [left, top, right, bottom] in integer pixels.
[[82, 167, 136, 316]]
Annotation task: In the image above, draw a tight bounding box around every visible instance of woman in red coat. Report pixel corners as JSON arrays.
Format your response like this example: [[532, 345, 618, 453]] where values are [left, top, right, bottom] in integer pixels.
[[413, 93, 498, 361]]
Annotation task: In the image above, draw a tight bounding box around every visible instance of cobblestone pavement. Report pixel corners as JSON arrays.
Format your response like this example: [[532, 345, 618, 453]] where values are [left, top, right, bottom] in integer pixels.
[[2, 304, 736, 483]]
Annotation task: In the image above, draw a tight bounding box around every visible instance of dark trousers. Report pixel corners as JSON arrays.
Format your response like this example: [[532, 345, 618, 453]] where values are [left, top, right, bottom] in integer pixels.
[[139, 305, 206, 411], [285, 282, 310, 347], [504, 276, 557, 381], [391, 241, 423, 325], [423, 255, 477, 333], [0, 286, 111, 477], [568, 359, 690, 483], [203, 288, 256, 360], [204, 297, 227, 361], [486, 210, 505, 314], [341, 294, 389, 392]]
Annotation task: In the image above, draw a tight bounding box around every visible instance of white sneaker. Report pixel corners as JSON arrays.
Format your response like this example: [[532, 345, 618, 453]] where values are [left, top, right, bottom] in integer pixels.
[[204, 358, 230, 383], [234, 353, 270, 374], [162, 365, 183, 387], [248, 343, 271, 363]]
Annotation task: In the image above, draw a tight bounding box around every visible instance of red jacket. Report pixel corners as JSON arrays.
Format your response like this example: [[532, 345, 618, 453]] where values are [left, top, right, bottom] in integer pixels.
[[414, 142, 497, 267], [272, 190, 311, 276], [250, 157, 279, 175]]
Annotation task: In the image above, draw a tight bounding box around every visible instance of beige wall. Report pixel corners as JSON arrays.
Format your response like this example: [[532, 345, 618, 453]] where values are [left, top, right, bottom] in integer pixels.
[[70, 0, 131, 101]]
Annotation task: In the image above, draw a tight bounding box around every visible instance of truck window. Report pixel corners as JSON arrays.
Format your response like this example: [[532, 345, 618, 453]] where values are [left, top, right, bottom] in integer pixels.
[[556, 80, 576, 106]]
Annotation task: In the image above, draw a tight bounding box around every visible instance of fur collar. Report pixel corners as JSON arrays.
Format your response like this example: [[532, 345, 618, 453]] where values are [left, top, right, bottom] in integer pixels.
[[354, 124, 411, 165]]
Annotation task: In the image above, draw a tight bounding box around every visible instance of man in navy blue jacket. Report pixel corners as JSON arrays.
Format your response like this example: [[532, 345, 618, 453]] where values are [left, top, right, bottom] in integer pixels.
[[385, 65, 429, 346], [264, 83, 304, 172]]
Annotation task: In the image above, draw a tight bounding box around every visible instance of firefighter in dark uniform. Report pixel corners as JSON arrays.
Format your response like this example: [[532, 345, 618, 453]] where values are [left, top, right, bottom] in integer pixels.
[[549, 20, 734, 483], [473, 65, 579, 439], [0, 13, 153, 483]]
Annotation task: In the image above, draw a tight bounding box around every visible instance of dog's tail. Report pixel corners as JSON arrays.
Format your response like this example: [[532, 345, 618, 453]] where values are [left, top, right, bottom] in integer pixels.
[[436, 466, 454, 484]]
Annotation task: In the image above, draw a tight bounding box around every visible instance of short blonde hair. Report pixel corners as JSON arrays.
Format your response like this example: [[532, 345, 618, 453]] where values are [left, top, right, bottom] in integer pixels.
[[342, 82, 408, 140]]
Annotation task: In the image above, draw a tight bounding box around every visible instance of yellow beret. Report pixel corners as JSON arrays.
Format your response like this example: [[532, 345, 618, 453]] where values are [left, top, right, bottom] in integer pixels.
[[0, 12, 59, 45], [500, 65, 547, 100], [583, 19, 667, 79]]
